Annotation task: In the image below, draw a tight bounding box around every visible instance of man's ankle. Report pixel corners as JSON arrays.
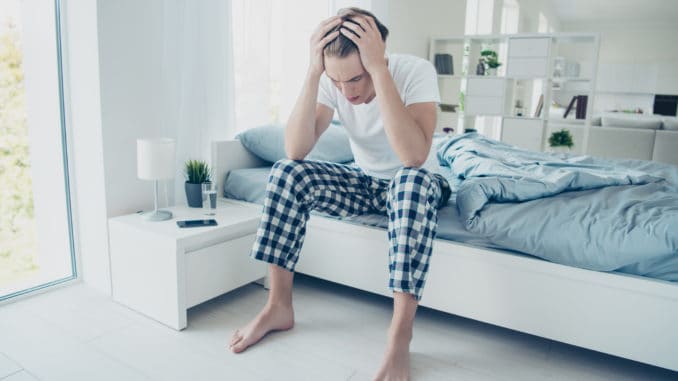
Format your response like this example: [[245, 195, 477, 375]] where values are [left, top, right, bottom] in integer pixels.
[[265, 299, 293, 310], [388, 323, 413, 343]]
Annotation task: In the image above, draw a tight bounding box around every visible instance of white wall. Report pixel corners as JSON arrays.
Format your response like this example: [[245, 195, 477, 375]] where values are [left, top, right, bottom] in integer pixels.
[[563, 21, 678, 95], [64, 0, 235, 294], [562, 21, 678, 113], [63, 0, 109, 293], [387, 0, 466, 59], [517, 0, 561, 33], [97, 0, 166, 218]]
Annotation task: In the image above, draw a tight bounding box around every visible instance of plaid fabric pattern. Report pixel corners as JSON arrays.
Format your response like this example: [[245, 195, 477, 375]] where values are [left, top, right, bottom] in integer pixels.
[[251, 159, 451, 300]]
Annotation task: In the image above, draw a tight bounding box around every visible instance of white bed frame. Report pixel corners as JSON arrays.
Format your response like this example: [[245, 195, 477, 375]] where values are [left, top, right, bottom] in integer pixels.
[[212, 139, 678, 372]]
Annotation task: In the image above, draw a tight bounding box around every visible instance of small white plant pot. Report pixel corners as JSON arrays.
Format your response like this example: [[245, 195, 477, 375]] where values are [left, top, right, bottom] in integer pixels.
[[550, 146, 570, 154]]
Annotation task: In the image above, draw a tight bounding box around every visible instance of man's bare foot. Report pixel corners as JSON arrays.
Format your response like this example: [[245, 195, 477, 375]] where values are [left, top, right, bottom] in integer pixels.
[[374, 332, 411, 381], [229, 303, 294, 353]]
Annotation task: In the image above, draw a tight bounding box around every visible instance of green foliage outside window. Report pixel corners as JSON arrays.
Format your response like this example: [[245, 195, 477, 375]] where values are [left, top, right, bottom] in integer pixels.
[[0, 24, 39, 288]]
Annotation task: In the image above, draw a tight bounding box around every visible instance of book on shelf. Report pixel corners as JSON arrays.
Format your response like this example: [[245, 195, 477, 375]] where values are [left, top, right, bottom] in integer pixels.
[[434, 54, 454, 75], [563, 96, 577, 119], [534, 94, 544, 118], [562, 95, 588, 119], [575, 95, 588, 119]]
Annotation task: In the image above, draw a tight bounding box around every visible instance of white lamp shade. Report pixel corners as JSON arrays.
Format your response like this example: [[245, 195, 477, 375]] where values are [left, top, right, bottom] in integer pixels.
[[137, 138, 176, 180]]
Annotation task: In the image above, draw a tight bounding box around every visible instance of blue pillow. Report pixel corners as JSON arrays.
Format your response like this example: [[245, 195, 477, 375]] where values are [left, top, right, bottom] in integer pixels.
[[236, 124, 354, 163]]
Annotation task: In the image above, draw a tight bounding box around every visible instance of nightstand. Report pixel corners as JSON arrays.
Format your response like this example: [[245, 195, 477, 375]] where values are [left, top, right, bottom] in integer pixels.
[[108, 199, 266, 330]]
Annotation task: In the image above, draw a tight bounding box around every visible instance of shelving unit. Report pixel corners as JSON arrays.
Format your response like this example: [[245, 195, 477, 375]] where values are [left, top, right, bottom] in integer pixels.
[[429, 32, 600, 153], [428, 37, 465, 133]]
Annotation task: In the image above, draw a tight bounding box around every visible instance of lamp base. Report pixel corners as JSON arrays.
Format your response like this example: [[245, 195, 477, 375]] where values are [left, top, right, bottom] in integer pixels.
[[143, 209, 173, 221]]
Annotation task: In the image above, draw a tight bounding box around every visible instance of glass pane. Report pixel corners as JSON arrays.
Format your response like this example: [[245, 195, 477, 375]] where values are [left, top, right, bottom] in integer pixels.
[[0, 0, 75, 300]]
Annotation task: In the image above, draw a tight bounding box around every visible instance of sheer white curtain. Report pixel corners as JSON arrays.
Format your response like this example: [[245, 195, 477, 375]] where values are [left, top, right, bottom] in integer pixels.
[[232, 0, 360, 134], [158, 1, 235, 204], [231, 0, 391, 134], [231, 0, 275, 133]]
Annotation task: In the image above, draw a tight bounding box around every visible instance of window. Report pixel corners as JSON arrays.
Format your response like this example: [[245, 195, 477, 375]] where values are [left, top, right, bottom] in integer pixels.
[[0, 0, 76, 301], [538, 12, 548, 33], [500, 0, 519, 34], [465, 0, 494, 35]]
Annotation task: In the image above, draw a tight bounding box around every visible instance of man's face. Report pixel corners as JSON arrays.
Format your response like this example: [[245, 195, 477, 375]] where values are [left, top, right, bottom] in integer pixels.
[[324, 52, 376, 105]]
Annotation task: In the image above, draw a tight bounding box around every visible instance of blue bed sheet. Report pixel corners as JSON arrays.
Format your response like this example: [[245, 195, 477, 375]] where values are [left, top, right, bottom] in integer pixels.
[[438, 133, 678, 275]]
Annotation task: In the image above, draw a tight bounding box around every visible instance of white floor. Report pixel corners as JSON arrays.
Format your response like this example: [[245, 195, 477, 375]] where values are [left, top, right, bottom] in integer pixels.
[[0, 276, 676, 381]]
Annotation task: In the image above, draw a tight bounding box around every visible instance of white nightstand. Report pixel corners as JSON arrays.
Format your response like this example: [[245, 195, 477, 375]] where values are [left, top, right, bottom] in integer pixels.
[[109, 199, 266, 330]]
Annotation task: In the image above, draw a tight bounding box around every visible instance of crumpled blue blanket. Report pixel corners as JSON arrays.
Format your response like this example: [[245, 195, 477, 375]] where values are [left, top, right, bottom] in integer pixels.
[[437, 133, 678, 271]]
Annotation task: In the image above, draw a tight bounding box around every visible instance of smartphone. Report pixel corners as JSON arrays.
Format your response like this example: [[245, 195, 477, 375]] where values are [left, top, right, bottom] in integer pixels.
[[176, 219, 218, 228]]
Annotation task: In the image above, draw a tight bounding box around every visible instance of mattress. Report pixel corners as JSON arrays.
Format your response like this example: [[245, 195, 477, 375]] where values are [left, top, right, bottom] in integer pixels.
[[223, 165, 678, 282]]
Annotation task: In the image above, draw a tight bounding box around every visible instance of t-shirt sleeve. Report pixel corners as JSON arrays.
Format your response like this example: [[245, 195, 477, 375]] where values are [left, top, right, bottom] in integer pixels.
[[317, 74, 337, 109], [403, 60, 441, 106]]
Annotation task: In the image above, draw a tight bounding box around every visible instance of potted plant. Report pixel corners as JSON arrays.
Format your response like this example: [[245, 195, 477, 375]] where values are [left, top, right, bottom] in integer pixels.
[[184, 159, 212, 207], [548, 129, 574, 154], [480, 50, 502, 75]]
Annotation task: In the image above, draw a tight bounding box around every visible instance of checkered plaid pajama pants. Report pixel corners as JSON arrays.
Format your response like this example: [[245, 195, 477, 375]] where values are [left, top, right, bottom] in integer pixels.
[[250, 159, 451, 300]]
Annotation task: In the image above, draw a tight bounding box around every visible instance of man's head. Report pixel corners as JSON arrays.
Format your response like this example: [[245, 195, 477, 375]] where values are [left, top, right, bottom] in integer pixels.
[[322, 8, 389, 105], [323, 7, 389, 58]]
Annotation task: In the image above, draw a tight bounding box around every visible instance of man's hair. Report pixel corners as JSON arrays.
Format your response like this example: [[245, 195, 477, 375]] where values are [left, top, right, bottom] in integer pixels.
[[323, 7, 389, 58]]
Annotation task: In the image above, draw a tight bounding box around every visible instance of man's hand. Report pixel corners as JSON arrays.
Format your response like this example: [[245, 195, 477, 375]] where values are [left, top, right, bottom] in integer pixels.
[[309, 16, 342, 77], [340, 16, 387, 75]]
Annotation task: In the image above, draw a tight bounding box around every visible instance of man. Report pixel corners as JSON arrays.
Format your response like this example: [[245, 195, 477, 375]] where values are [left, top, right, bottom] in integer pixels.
[[229, 7, 450, 380]]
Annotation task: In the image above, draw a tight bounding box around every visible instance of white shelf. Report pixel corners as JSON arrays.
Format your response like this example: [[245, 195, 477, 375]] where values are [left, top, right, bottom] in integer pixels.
[[430, 36, 466, 42], [552, 77, 592, 82], [552, 88, 591, 92], [465, 34, 506, 43], [429, 32, 598, 147], [596, 90, 654, 95], [508, 76, 549, 80], [466, 74, 505, 79], [503, 116, 543, 121], [547, 118, 587, 125], [553, 33, 598, 43]]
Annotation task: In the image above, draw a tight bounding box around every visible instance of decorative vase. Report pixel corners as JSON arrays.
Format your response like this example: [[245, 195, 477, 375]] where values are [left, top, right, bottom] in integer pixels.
[[475, 59, 485, 75], [487, 67, 497, 76], [185, 182, 204, 208]]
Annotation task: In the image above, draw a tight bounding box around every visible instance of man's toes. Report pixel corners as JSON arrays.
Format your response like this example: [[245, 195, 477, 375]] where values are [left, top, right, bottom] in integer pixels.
[[230, 330, 242, 346], [231, 338, 250, 354]]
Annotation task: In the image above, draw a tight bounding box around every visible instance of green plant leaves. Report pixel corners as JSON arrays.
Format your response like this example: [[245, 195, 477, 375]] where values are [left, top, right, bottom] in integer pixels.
[[184, 159, 212, 184], [548, 129, 574, 148]]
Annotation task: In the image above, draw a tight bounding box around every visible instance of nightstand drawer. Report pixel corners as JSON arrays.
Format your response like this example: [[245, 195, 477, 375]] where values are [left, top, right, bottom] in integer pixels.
[[185, 233, 265, 307]]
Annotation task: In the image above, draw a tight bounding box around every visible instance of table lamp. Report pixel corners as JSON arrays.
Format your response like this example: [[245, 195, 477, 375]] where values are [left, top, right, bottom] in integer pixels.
[[137, 138, 176, 221]]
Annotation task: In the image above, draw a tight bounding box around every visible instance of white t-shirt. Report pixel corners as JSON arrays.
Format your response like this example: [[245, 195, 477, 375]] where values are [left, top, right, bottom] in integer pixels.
[[317, 53, 441, 179]]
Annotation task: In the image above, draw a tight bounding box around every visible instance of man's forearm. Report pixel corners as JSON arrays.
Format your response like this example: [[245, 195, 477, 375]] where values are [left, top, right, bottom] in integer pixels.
[[370, 67, 430, 167], [285, 71, 323, 160]]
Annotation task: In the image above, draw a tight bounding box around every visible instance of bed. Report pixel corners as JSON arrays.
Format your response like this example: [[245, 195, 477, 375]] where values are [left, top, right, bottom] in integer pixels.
[[211, 133, 678, 372]]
